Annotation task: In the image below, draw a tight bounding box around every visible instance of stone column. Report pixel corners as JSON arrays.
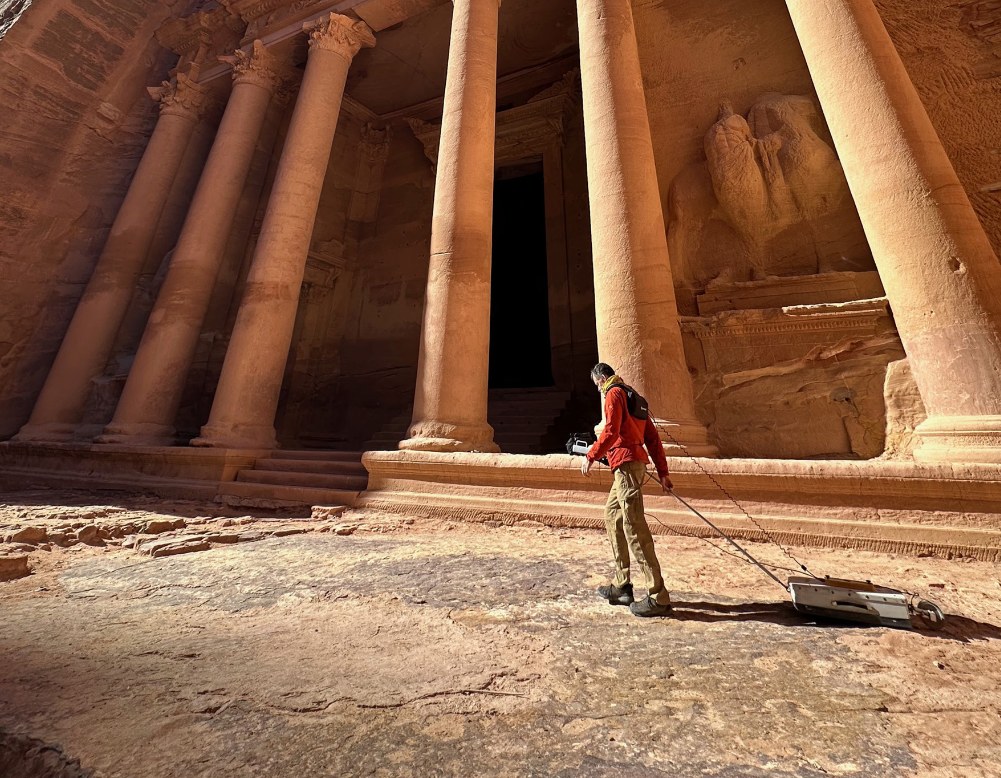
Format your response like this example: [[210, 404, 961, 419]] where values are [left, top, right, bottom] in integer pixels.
[[785, 0, 1001, 464], [576, 0, 715, 455], [98, 42, 287, 446], [14, 74, 208, 442], [192, 14, 375, 449], [399, 0, 501, 453]]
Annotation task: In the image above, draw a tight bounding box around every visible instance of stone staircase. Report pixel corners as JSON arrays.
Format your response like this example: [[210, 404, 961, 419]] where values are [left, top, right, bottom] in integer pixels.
[[217, 450, 367, 510], [217, 389, 580, 507], [489, 387, 573, 454], [364, 387, 576, 454]]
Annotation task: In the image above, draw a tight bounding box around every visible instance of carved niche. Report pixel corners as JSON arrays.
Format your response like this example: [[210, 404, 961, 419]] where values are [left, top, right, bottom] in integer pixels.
[[667, 93, 873, 289]]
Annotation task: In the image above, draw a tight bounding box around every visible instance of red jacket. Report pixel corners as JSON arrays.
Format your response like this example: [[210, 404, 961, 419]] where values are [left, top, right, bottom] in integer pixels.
[[587, 384, 670, 479]]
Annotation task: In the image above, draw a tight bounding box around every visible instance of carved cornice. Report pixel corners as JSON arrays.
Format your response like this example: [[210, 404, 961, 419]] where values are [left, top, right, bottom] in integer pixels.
[[681, 299, 892, 341], [222, 0, 288, 20], [223, 0, 340, 40], [156, 7, 245, 75], [147, 72, 212, 119], [304, 13, 376, 60], [219, 39, 290, 93], [405, 69, 578, 167]]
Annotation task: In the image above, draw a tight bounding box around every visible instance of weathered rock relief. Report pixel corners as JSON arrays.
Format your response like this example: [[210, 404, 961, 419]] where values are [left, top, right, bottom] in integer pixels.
[[668, 93, 872, 289]]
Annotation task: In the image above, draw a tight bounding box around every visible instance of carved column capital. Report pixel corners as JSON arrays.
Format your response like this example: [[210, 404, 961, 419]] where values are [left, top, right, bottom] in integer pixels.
[[219, 39, 290, 94], [360, 123, 392, 163], [303, 13, 375, 61], [147, 73, 210, 120]]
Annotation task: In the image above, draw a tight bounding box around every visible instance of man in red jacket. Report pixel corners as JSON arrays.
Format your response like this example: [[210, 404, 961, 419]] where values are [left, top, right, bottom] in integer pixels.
[[581, 362, 674, 617]]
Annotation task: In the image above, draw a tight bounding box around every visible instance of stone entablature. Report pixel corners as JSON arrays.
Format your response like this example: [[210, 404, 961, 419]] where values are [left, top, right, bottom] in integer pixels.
[[222, 0, 342, 42], [156, 6, 245, 76]]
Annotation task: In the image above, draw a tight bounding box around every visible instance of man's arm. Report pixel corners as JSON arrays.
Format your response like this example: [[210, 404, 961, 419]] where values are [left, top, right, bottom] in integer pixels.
[[587, 387, 625, 464]]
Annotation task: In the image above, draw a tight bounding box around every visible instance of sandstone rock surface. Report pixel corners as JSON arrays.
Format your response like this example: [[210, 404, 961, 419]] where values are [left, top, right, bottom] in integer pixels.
[[1, 493, 999, 776]]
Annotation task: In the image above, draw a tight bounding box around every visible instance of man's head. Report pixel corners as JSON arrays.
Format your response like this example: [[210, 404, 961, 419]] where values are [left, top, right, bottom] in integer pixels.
[[590, 362, 615, 389]]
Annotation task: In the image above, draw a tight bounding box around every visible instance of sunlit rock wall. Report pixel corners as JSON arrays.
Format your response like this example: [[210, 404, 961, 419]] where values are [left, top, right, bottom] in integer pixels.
[[875, 0, 1001, 258], [0, 0, 197, 438]]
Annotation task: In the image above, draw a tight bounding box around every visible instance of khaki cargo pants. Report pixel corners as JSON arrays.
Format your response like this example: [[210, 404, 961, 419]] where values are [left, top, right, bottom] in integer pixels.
[[604, 460, 671, 605]]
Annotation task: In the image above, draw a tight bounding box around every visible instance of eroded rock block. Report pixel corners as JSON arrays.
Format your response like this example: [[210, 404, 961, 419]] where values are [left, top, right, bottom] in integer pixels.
[[0, 552, 31, 581]]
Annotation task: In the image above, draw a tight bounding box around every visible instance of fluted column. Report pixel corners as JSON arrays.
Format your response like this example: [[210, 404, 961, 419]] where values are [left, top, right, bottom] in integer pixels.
[[15, 75, 208, 442], [98, 42, 288, 446], [399, 0, 501, 453], [576, 0, 715, 456], [785, 0, 1001, 464], [192, 14, 375, 449]]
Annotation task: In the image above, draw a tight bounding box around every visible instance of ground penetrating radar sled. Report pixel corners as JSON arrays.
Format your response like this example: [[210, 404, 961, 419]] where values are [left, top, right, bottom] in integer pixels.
[[670, 491, 946, 630]]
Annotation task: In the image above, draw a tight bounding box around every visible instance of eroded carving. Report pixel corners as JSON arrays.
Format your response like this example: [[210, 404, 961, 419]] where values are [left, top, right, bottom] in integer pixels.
[[146, 72, 210, 119], [219, 39, 287, 93], [304, 13, 376, 59], [668, 93, 873, 288]]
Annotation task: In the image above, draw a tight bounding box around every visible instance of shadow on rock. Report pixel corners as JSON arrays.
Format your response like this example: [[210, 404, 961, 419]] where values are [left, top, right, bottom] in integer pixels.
[[668, 599, 805, 627], [0, 731, 92, 778], [917, 613, 1001, 643], [670, 599, 1001, 641]]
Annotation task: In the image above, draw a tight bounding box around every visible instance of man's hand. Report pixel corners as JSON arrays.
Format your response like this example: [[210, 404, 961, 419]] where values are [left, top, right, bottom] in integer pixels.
[[659, 475, 673, 493], [581, 457, 594, 477]]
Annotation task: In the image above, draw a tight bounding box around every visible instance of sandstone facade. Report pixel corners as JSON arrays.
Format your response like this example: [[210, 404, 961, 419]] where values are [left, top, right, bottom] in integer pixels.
[[2, 0, 1001, 554]]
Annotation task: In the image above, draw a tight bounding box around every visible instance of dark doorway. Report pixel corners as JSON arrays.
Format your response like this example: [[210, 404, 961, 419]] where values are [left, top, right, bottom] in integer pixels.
[[489, 164, 553, 388]]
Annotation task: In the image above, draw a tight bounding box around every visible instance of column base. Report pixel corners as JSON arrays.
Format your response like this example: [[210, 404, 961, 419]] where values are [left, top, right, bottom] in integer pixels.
[[914, 415, 1001, 465], [191, 422, 278, 450], [12, 422, 79, 443], [653, 417, 718, 458], [94, 421, 178, 447], [398, 420, 500, 453]]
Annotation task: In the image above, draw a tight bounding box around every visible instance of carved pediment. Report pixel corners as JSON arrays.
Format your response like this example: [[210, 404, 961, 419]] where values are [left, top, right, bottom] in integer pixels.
[[405, 70, 579, 168]]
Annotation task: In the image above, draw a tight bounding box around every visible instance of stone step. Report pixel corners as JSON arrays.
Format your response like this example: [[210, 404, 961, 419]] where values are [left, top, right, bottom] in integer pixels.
[[218, 480, 359, 508], [366, 430, 404, 442], [488, 387, 567, 397], [490, 397, 570, 410], [494, 434, 548, 446], [255, 458, 367, 476], [238, 469, 368, 492], [269, 450, 363, 462], [490, 417, 558, 429]]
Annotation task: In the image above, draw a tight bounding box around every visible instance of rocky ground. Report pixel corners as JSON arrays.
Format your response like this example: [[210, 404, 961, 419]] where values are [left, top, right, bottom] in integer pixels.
[[1, 488, 1000, 777]]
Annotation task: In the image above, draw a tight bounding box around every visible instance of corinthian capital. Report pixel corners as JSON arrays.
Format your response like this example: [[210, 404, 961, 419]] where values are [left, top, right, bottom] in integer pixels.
[[219, 39, 289, 94], [303, 13, 375, 61], [147, 72, 210, 119]]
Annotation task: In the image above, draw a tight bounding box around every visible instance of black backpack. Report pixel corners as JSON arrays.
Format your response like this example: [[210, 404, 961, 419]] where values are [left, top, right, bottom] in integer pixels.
[[613, 384, 649, 421]]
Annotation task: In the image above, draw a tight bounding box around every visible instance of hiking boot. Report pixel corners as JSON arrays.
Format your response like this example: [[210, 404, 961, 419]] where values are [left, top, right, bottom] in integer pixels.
[[597, 582, 634, 606], [629, 595, 673, 618]]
